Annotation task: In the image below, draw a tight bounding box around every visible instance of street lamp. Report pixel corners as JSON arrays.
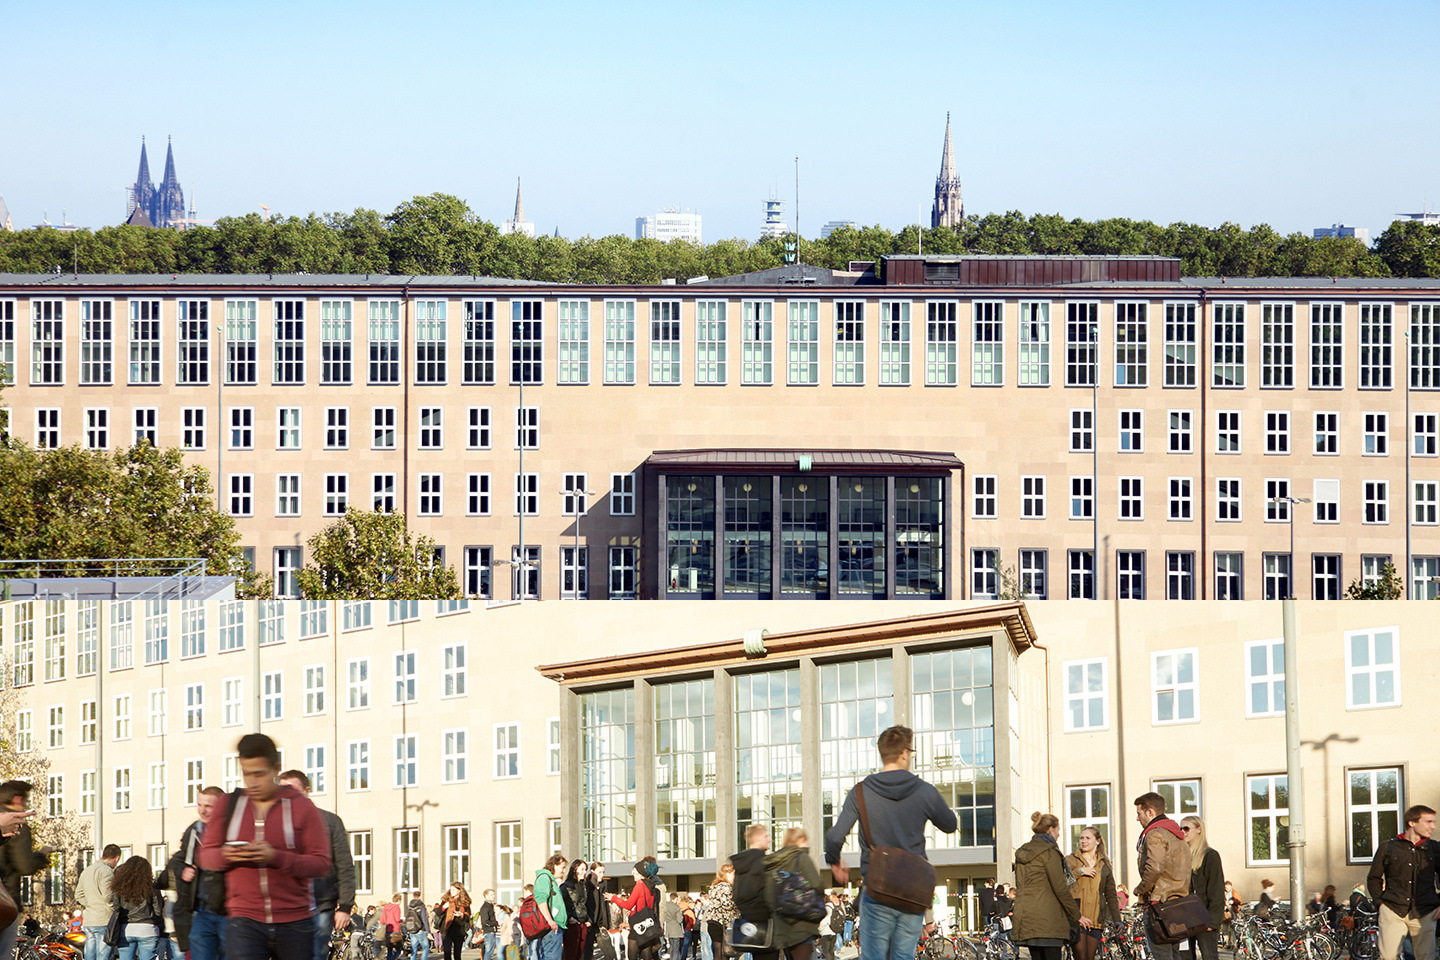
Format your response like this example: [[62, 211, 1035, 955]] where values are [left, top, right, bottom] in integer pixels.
[[561, 485, 595, 599], [1271, 496, 1311, 600]]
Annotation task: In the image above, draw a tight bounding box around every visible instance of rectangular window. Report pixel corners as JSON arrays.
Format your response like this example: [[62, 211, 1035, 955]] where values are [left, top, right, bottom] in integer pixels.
[[788, 300, 820, 385], [493, 723, 520, 779], [511, 299, 544, 384], [1310, 302, 1343, 387], [324, 472, 349, 519], [740, 300, 773, 385], [324, 407, 348, 449], [414, 300, 447, 383], [262, 671, 283, 721], [1315, 411, 1338, 455], [1152, 779, 1202, 818], [971, 548, 998, 599], [394, 736, 418, 789], [228, 474, 252, 516], [80, 300, 113, 384], [442, 730, 468, 783], [1168, 410, 1192, 453], [80, 770, 96, 815], [1361, 303, 1393, 389], [185, 683, 203, 730], [176, 300, 210, 384], [299, 600, 327, 639], [128, 300, 162, 384], [1118, 409, 1143, 452], [495, 821, 524, 904], [441, 643, 467, 698], [133, 407, 157, 447], [1247, 774, 1289, 865], [557, 299, 589, 384], [47, 706, 63, 749], [1152, 648, 1198, 724], [346, 658, 370, 709], [35, 408, 59, 449], [1216, 410, 1240, 453], [603, 300, 636, 384], [560, 473, 590, 517], [1068, 549, 1095, 599], [609, 543, 638, 599], [514, 473, 538, 516], [229, 406, 253, 449], [648, 301, 682, 384], [350, 831, 373, 893], [1021, 476, 1046, 519], [222, 677, 243, 727], [347, 741, 370, 791], [418, 406, 443, 449], [304, 665, 326, 716], [1314, 478, 1340, 523], [1415, 481, 1439, 526], [394, 651, 417, 705], [1064, 659, 1108, 731], [77, 603, 99, 678], [972, 475, 996, 519], [515, 406, 538, 449], [276, 406, 301, 449], [111, 603, 134, 671], [1265, 411, 1290, 454], [1114, 302, 1147, 386], [1261, 302, 1294, 388], [1070, 409, 1093, 452], [464, 546, 493, 600], [113, 767, 131, 812], [466, 473, 491, 516], [1364, 412, 1388, 455], [1166, 551, 1195, 599], [694, 300, 727, 384], [368, 300, 400, 385], [1064, 785, 1111, 852], [1118, 476, 1143, 520], [276, 474, 301, 517], [461, 406, 491, 450], [1168, 478, 1192, 521], [418, 473, 443, 516], [1066, 302, 1098, 387], [224, 300, 258, 385], [1346, 627, 1400, 708], [1019, 548, 1047, 598], [370, 406, 396, 450], [1018, 300, 1050, 386], [833, 301, 865, 385], [548, 718, 562, 776], [1164, 302, 1197, 387], [1213, 302, 1245, 387], [0, 299, 11, 386], [16, 709, 33, 752], [1215, 552, 1243, 600], [342, 602, 371, 634], [320, 299, 352, 384], [304, 744, 326, 795], [879, 300, 911, 385], [182, 407, 205, 450], [1348, 768, 1403, 864], [31, 299, 64, 385], [463, 300, 495, 384], [372, 473, 396, 513], [925, 301, 959, 385], [1266, 479, 1292, 522], [1070, 476, 1093, 520], [1245, 638, 1285, 718], [968, 301, 1001, 386], [84, 408, 109, 450], [1117, 550, 1145, 599], [272, 299, 305, 384], [1364, 480, 1389, 525], [1264, 553, 1292, 601], [1415, 412, 1438, 456]]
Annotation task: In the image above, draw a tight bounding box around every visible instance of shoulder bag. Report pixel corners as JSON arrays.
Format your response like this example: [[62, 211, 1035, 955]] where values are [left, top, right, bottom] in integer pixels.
[[629, 881, 662, 949], [854, 779, 936, 915], [104, 896, 129, 948], [1148, 894, 1212, 944]]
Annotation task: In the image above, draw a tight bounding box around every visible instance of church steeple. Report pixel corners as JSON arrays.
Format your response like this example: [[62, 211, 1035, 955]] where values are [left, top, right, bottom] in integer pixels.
[[513, 178, 525, 222], [930, 113, 963, 230], [501, 177, 535, 237], [154, 135, 186, 228], [129, 137, 157, 222]]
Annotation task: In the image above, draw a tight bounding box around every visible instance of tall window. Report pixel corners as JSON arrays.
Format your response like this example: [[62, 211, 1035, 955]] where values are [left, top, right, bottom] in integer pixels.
[[1415, 412, 1438, 456], [1018, 301, 1050, 386], [511, 300, 544, 384], [1020, 549, 1047, 598], [444, 824, 471, 886], [31, 299, 65, 385], [603, 300, 636, 384], [1064, 785, 1111, 852], [926, 301, 958, 385], [463, 300, 496, 384], [182, 408, 205, 449], [1363, 480, 1389, 524], [1212, 303, 1245, 387], [495, 822, 525, 903], [414, 300, 447, 383], [1168, 478, 1192, 521], [128, 300, 162, 384], [579, 688, 636, 862], [1114, 302, 1147, 386], [654, 678, 717, 859], [694, 300, 726, 384], [1349, 768, 1403, 864], [84, 408, 108, 449], [395, 827, 419, 893], [1360, 303, 1393, 388], [736, 669, 803, 847], [493, 722, 520, 778], [1215, 552, 1243, 600], [557, 300, 589, 384], [1364, 413, 1388, 455], [1266, 479, 1292, 522], [834, 302, 865, 385], [741, 301, 773, 385], [1069, 550, 1094, 599], [971, 549, 998, 599], [225, 300, 258, 385], [972, 476, 997, 519], [0, 299, 12, 387], [173, 300, 209, 385], [1118, 410, 1143, 452], [647, 301, 682, 384], [1216, 410, 1240, 453], [1265, 411, 1289, 454], [609, 544, 638, 600], [1310, 302, 1342, 388], [442, 730, 468, 784], [879, 300, 911, 385], [1168, 410, 1192, 453], [1066, 303, 1098, 386], [1164, 302, 1196, 387], [1070, 409, 1093, 452], [320, 300, 352, 384], [1166, 552, 1194, 599], [972, 301, 1002, 386], [1021, 476, 1046, 519], [368, 300, 400, 385], [1247, 774, 1289, 865], [1117, 550, 1145, 598], [1263, 553, 1291, 600], [788, 301, 820, 385], [1064, 659, 1108, 731], [1070, 476, 1093, 520], [1346, 627, 1399, 709], [1119, 477, 1143, 520], [1152, 648, 1198, 724], [273, 300, 305, 384], [1260, 302, 1294, 388], [1415, 481, 1439, 526], [1245, 638, 1285, 718], [1315, 412, 1339, 455], [80, 300, 113, 384], [394, 737, 418, 789], [820, 659, 895, 856]]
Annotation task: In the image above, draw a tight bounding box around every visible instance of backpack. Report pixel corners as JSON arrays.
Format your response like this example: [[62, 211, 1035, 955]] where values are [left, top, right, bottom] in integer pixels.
[[405, 903, 425, 934], [828, 906, 845, 935], [517, 895, 549, 941], [770, 867, 825, 923]]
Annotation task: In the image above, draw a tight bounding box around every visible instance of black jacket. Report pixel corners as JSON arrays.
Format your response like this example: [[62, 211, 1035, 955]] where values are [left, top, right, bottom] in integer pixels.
[[166, 819, 228, 949], [480, 901, 500, 933], [730, 848, 770, 922], [1191, 847, 1225, 926], [0, 823, 48, 905], [979, 886, 995, 921], [311, 809, 357, 914], [1367, 836, 1440, 914]]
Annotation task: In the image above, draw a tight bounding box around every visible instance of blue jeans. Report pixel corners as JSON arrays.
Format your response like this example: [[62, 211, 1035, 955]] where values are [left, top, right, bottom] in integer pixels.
[[228, 916, 317, 960], [191, 910, 230, 960], [859, 894, 925, 960], [410, 932, 431, 960], [84, 926, 108, 960], [117, 936, 161, 960], [483, 934, 499, 960], [314, 912, 335, 960], [536, 928, 563, 960], [843, 922, 853, 945]]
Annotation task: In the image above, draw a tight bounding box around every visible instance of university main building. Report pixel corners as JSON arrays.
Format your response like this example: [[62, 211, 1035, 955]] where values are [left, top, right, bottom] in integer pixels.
[[2, 255, 1437, 602]]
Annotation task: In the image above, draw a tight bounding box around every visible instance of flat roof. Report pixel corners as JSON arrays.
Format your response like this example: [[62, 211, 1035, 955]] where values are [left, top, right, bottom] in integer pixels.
[[644, 448, 963, 471], [2, 575, 235, 602]]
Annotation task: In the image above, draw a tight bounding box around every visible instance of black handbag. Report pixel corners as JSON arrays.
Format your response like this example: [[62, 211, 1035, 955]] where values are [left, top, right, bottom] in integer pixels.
[[103, 899, 129, 948], [1148, 894, 1212, 944], [628, 882, 662, 949], [855, 780, 936, 915]]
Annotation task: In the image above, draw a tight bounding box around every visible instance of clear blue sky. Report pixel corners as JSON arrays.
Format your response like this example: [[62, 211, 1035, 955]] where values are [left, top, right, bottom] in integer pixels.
[[4, 0, 1436, 243]]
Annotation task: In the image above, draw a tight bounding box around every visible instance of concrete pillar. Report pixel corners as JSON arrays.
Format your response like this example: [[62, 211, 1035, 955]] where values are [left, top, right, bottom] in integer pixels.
[[713, 668, 735, 865], [560, 686, 582, 860], [634, 678, 655, 860], [800, 657, 823, 866]]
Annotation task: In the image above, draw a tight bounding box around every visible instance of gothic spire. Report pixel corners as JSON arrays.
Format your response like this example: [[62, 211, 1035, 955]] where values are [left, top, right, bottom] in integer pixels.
[[939, 112, 955, 182], [513, 178, 524, 222], [161, 136, 179, 187], [931, 113, 963, 229], [135, 137, 153, 191]]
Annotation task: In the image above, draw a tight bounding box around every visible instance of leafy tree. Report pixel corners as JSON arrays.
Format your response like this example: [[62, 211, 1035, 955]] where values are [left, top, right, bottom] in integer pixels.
[[294, 509, 459, 599], [1345, 561, 1404, 600], [0, 439, 268, 596], [1374, 221, 1440, 278]]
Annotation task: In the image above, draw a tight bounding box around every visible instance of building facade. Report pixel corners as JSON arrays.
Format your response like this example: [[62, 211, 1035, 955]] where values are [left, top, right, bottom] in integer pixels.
[[2, 257, 1440, 602], [636, 210, 702, 244]]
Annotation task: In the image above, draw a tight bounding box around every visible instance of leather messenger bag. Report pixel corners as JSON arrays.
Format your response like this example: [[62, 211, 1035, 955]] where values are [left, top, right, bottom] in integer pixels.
[[854, 779, 936, 914], [1148, 894, 1212, 943]]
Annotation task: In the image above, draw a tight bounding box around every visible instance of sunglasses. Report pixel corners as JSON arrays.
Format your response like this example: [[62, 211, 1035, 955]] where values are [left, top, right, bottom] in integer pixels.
[[1181, 826, 1192, 833]]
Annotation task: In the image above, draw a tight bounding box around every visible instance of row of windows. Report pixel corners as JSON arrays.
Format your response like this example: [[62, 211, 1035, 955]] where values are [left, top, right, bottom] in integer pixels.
[[1066, 409, 1437, 457], [975, 549, 1440, 601], [972, 473, 1440, 526], [1062, 766, 1403, 868], [6, 298, 1439, 389]]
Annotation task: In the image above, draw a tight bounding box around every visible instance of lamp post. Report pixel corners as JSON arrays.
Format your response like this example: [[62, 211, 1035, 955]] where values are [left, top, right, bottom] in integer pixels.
[[1091, 324, 1099, 600], [561, 485, 595, 599], [1271, 496, 1311, 600]]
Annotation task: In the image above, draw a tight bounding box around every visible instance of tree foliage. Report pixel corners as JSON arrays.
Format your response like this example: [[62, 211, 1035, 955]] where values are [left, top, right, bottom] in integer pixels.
[[1345, 561, 1405, 600], [294, 509, 459, 599], [2, 196, 1426, 280], [0, 439, 269, 596]]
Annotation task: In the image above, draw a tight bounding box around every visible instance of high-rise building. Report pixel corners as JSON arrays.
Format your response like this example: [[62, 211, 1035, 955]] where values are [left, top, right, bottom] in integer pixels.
[[821, 220, 859, 239], [501, 179, 536, 238], [931, 113, 963, 229], [635, 209, 702, 244], [1313, 224, 1370, 245], [126, 137, 187, 229], [760, 196, 786, 238]]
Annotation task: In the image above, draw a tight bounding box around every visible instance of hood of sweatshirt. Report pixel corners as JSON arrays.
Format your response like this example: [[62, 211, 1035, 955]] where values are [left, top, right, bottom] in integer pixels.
[[764, 845, 808, 871], [1141, 816, 1187, 842], [864, 769, 926, 801], [1015, 833, 1059, 866]]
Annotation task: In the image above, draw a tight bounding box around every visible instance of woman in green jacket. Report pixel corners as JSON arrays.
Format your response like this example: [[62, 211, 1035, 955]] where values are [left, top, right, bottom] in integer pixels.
[[764, 828, 826, 960], [1012, 812, 1081, 960]]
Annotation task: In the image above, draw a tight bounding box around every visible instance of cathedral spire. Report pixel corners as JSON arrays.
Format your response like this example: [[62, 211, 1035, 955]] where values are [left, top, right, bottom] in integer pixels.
[[161, 136, 179, 187], [513, 178, 525, 222], [129, 137, 157, 220], [938, 112, 955, 182], [135, 137, 153, 192], [930, 113, 963, 230]]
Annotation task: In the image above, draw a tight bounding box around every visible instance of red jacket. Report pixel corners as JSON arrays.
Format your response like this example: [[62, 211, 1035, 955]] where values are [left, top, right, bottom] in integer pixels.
[[197, 785, 332, 924]]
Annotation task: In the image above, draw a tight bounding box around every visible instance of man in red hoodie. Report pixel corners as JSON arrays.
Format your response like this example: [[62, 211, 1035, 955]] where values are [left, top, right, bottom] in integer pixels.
[[198, 733, 333, 960], [1133, 792, 1192, 960]]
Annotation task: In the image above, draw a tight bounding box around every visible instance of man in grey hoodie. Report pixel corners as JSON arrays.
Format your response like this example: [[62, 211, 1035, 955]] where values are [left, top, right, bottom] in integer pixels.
[[823, 726, 957, 960]]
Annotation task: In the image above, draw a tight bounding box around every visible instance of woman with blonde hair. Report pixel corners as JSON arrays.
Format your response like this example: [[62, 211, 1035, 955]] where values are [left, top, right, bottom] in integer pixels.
[[1065, 827, 1119, 960], [763, 828, 825, 960], [1181, 816, 1224, 960], [704, 864, 738, 960], [1012, 813, 1080, 960]]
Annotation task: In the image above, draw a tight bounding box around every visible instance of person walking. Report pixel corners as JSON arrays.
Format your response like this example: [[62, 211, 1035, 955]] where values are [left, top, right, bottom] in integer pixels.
[[823, 726, 958, 960], [1012, 813, 1081, 960], [1256, 881, 1277, 920], [1132, 792, 1191, 960], [403, 889, 432, 960], [702, 865, 736, 960], [167, 788, 228, 960], [380, 896, 403, 960], [534, 854, 570, 960], [1066, 827, 1119, 960], [1180, 816, 1224, 960], [436, 883, 471, 960], [1366, 804, 1439, 960], [731, 825, 776, 958], [479, 890, 502, 960], [560, 862, 593, 960], [278, 771, 357, 960], [764, 828, 826, 960], [77, 845, 122, 960], [111, 856, 168, 960], [196, 734, 333, 960], [0, 781, 56, 960]]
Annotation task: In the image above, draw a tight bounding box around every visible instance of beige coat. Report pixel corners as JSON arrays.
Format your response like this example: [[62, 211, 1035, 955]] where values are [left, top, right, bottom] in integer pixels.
[[76, 859, 115, 927]]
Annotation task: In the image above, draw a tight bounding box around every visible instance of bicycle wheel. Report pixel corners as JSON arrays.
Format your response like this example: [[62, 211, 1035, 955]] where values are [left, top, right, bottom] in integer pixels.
[[1349, 928, 1377, 960], [991, 938, 1020, 960], [953, 938, 981, 960], [925, 939, 958, 960]]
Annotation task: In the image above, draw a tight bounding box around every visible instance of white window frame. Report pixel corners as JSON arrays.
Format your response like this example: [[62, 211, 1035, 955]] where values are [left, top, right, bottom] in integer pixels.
[[1244, 638, 1285, 719], [1063, 658, 1108, 732], [1151, 648, 1199, 725], [1345, 626, 1400, 710], [493, 722, 520, 779]]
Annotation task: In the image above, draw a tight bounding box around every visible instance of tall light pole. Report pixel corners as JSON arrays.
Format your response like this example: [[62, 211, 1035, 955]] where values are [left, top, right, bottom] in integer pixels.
[[1404, 329, 1412, 599], [1271, 496, 1311, 600], [1091, 323, 1099, 600]]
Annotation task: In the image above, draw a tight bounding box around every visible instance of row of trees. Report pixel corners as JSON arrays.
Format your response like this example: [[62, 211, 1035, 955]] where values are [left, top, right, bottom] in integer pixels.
[[3, 194, 1438, 280]]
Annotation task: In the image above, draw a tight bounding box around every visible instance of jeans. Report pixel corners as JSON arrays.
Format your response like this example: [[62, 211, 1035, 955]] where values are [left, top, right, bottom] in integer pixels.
[[84, 926, 109, 960], [117, 936, 161, 960], [537, 929, 564, 960], [191, 909, 230, 960], [411, 933, 432, 960], [228, 916, 318, 960], [0, 918, 18, 960], [843, 922, 853, 946], [483, 934, 499, 960], [315, 913, 336, 960], [859, 894, 925, 960], [1188, 928, 1219, 960]]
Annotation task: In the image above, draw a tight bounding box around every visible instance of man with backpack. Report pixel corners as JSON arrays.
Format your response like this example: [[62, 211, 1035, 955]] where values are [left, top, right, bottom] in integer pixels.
[[530, 854, 569, 960], [403, 893, 433, 960], [278, 770, 357, 960], [168, 787, 228, 960]]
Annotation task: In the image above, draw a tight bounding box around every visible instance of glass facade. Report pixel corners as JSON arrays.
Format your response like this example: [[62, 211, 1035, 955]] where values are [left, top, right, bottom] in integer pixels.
[[839, 478, 886, 596], [724, 477, 772, 596], [579, 688, 636, 863], [912, 646, 995, 849], [654, 678, 716, 860], [781, 478, 828, 595], [735, 668, 803, 849], [666, 477, 714, 594], [821, 658, 894, 854]]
